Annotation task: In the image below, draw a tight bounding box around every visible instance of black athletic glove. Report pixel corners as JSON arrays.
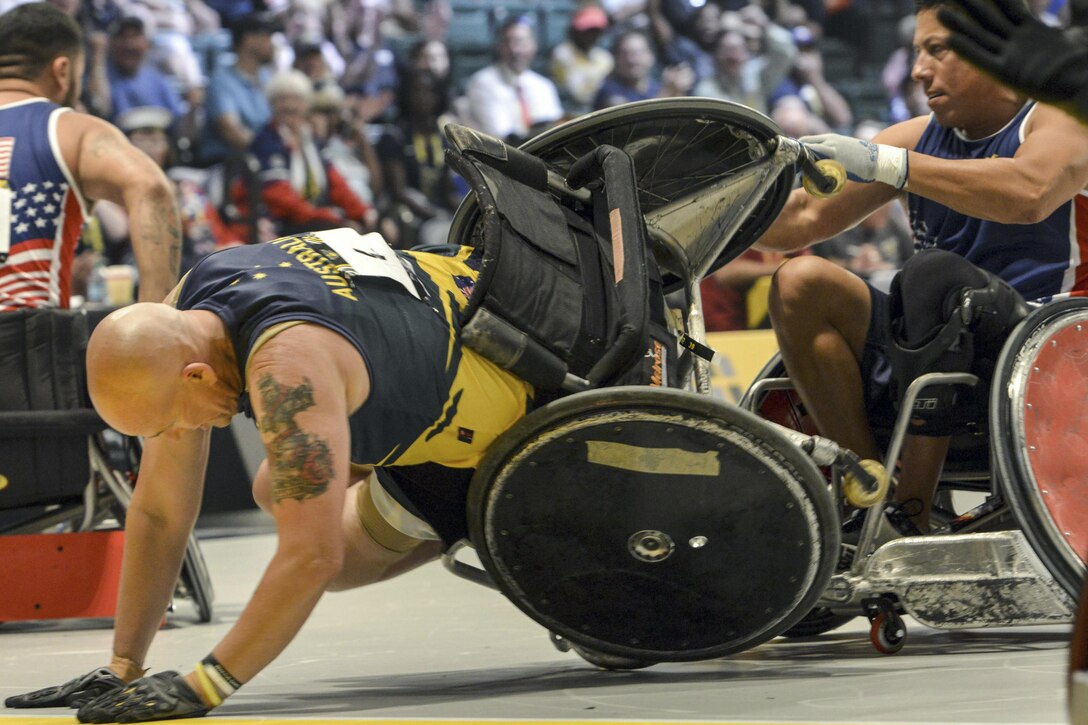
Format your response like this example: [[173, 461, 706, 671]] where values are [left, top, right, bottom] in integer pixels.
[[5, 668, 125, 709], [938, 0, 1088, 124], [76, 671, 210, 723]]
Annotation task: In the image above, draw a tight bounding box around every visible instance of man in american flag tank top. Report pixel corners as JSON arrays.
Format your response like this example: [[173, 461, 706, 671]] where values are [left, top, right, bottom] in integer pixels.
[[0, 2, 180, 311]]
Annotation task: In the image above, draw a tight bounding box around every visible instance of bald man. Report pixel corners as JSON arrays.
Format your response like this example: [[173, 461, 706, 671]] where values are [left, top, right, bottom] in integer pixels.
[[6, 228, 534, 722]]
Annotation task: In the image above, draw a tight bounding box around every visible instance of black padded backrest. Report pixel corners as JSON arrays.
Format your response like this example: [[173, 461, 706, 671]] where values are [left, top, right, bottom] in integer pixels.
[[444, 124, 677, 393], [0, 309, 103, 510]]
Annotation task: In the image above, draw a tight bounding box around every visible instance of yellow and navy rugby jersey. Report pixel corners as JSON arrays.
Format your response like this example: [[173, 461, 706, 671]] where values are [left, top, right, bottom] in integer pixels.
[[175, 232, 532, 469]]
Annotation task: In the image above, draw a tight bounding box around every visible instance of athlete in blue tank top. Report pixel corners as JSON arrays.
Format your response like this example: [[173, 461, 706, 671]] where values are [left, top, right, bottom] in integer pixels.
[[753, 0, 1088, 533]]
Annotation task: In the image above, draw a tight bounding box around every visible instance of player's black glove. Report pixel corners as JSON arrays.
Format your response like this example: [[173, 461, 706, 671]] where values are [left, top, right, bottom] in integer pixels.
[[938, 0, 1088, 123], [5, 668, 124, 708], [76, 671, 210, 723]]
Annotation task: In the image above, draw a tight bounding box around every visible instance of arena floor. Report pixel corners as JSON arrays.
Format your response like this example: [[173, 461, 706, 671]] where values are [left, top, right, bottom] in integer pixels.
[[1, 528, 1072, 725]]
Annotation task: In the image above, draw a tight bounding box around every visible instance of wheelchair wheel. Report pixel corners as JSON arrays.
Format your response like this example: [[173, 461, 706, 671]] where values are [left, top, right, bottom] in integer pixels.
[[992, 298, 1088, 598], [449, 98, 795, 292], [571, 644, 656, 671], [468, 386, 839, 663]]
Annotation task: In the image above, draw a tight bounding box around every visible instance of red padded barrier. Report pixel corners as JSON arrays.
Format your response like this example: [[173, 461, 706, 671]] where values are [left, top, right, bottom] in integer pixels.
[[0, 530, 123, 621]]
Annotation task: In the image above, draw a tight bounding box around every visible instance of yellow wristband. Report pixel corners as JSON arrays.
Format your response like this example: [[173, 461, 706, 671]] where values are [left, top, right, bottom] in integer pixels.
[[193, 663, 224, 707]]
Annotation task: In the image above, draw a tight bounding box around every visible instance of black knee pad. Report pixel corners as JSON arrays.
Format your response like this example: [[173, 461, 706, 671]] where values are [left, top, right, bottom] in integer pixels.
[[888, 249, 1029, 435]]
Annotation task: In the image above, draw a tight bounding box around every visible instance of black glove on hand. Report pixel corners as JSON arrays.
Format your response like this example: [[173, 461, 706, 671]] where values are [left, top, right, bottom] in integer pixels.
[[77, 671, 210, 723], [938, 0, 1088, 122], [5, 668, 124, 708]]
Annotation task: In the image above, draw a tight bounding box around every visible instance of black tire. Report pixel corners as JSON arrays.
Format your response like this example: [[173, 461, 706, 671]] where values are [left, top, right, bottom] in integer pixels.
[[572, 645, 656, 671]]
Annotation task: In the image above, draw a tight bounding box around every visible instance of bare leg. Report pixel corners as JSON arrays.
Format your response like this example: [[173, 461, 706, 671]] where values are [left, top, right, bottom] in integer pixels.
[[896, 435, 950, 531], [768, 257, 882, 461], [770, 258, 951, 531]]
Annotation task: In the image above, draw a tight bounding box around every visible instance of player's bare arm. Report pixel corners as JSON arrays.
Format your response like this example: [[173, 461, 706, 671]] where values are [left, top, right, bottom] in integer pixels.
[[60, 112, 181, 302], [905, 103, 1088, 223], [196, 324, 367, 689]]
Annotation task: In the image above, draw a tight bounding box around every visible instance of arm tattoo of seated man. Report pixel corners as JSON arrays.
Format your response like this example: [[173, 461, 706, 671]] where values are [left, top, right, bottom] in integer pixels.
[[257, 374, 335, 503]]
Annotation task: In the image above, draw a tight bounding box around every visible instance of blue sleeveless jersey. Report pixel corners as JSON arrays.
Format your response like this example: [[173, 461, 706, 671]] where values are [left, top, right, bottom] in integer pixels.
[[908, 103, 1088, 302], [0, 98, 88, 310]]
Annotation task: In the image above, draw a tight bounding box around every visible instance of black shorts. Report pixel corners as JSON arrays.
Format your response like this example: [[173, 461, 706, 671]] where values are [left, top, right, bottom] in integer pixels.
[[374, 463, 474, 548], [860, 283, 898, 436]]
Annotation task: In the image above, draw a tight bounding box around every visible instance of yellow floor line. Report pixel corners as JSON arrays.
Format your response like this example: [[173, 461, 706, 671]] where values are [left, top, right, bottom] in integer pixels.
[[0, 714, 831, 718]]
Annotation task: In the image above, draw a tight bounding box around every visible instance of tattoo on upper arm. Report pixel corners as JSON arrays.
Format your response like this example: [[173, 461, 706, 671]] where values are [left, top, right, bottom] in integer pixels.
[[257, 374, 335, 503]]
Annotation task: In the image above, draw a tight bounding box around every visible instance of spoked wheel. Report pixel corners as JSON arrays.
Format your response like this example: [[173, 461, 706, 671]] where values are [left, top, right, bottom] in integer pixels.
[[780, 607, 857, 638], [992, 299, 1088, 599], [869, 611, 906, 655], [450, 98, 796, 292]]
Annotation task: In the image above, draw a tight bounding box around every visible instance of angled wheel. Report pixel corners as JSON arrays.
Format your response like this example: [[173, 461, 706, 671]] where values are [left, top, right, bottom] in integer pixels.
[[468, 387, 839, 663]]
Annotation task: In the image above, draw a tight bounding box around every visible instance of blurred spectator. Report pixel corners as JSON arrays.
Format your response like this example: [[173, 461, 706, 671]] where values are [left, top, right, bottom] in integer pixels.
[[650, 0, 718, 85], [135, 0, 218, 105], [768, 27, 852, 131], [812, 120, 915, 291], [412, 37, 451, 82], [881, 15, 915, 102], [464, 16, 562, 144], [309, 82, 381, 208], [693, 9, 797, 114], [95, 106, 242, 274], [593, 29, 693, 110], [99, 16, 191, 132], [293, 40, 339, 89], [377, 68, 465, 248], [283, 0, 346, 81], [237, 70, 376, 237], [599, 0, 649, 34], [550, 5, 613, 116], [771, 94, 828, 137], [333, 0, 417, 124], [199, 11, 279, 165], [888, 73, 929, 124]]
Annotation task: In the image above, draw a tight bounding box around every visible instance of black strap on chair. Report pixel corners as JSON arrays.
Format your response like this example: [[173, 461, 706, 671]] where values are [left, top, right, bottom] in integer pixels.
[[444, 123, 674, 393]]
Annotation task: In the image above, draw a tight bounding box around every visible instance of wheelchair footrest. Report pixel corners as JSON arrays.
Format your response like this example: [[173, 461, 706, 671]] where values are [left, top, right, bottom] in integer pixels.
[[862, 531, 1075, 628], [0, 531, 124, 621]]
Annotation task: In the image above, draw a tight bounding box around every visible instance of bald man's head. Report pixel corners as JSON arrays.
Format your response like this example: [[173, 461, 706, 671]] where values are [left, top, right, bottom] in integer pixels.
[[87, 303, 193, 435]]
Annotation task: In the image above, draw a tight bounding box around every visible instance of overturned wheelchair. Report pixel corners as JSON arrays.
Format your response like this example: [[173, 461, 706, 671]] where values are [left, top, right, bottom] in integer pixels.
[[436, 97, 1085, 668], [434, 98, 881, 668]]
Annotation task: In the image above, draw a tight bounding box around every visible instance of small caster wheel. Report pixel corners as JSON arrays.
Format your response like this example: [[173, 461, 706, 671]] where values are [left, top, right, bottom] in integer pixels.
[[870, 612, 906, 654], [571, 644, 656, 671], [843, 459, 889, 508]]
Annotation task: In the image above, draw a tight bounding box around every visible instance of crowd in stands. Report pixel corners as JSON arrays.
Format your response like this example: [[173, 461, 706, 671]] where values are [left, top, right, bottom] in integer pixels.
[[9, 0, 1072, 325]]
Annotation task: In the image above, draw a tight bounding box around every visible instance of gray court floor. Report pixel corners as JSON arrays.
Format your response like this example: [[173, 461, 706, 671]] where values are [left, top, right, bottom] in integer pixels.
[[1, 529, 1073, 725]]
